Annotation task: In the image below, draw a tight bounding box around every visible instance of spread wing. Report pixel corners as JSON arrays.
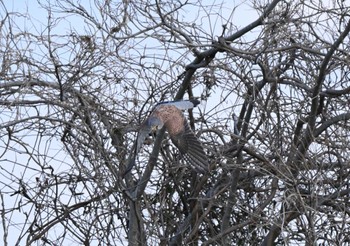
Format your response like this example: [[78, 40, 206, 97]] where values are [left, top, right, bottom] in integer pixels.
[[170, 121, 209, 173]]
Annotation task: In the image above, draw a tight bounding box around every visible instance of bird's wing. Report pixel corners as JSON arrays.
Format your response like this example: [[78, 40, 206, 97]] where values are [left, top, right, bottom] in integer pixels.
[[170, 121, 209, 173], [136, 127, 149, 154], [137, 112, 165, 151], [124, 124, 151, 176], [125, 114, 161, 176]]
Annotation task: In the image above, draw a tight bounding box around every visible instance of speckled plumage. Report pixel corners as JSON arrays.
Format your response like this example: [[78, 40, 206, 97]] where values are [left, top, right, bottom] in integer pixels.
[[137, 99, 209, 173]]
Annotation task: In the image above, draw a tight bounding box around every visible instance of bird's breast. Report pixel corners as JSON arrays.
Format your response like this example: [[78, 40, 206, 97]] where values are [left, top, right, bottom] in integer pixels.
[[155, 105, 185, 135], [165, 117, 185, 136]]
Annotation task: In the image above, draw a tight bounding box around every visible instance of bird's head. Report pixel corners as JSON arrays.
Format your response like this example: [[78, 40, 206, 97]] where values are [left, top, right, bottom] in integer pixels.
[[145, 115, 163, 129]]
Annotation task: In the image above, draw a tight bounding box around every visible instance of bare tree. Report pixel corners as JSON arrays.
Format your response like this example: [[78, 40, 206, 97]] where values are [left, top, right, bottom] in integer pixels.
[[1, 0, 350, 245]]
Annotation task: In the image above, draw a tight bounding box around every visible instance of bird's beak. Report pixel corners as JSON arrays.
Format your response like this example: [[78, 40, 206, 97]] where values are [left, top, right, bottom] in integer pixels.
[[151, 125, 159, 132]]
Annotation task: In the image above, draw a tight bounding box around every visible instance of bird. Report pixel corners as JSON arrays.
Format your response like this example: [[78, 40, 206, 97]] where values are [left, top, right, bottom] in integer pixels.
[[136, 99, 209, 173]]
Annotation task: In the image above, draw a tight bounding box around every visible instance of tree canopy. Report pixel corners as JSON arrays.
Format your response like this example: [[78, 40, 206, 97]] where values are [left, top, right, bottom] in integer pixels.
[[1, 0, 350, 245]]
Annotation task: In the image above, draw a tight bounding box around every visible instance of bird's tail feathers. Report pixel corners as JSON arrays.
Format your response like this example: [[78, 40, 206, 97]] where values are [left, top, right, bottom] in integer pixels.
[[157, 99, 200, 110]]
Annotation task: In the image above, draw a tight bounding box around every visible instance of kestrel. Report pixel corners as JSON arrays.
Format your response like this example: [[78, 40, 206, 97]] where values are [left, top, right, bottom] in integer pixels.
[[136, 99, 209, 173]]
